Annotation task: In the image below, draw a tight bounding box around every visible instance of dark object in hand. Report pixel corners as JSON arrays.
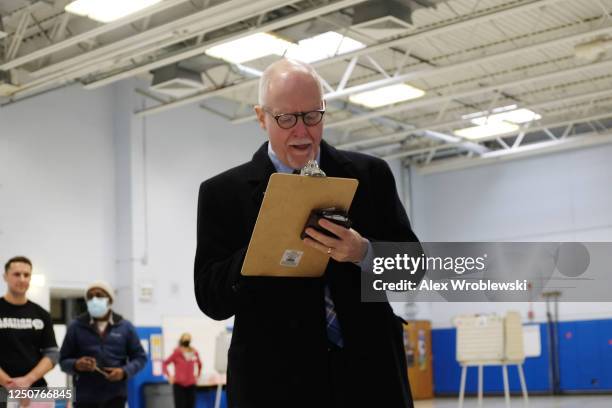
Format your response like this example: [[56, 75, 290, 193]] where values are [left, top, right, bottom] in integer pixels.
[[301, 208, 351, 239]]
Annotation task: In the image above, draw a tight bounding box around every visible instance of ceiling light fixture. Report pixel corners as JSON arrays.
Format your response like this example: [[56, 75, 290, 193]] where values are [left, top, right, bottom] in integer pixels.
[[471, 108, 541, 126], [455, 107, 541, 140], [348, 83, 425, 108], [284, 31, 365, 63], [65, 0, 163, 23], [204, 33, 292, 64], [454, 122, 520, 140]]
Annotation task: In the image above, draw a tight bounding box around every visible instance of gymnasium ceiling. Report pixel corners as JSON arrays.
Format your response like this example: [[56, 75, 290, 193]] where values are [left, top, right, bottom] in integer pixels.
[[1, 0, 612, 173]]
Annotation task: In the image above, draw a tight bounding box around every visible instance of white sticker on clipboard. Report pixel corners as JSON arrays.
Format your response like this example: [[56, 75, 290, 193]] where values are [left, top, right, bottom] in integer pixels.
[[280, 250, 304, 267]]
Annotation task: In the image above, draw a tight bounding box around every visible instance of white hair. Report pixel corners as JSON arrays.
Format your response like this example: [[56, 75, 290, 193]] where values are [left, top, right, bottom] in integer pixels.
[[258, 58, 324, 106]]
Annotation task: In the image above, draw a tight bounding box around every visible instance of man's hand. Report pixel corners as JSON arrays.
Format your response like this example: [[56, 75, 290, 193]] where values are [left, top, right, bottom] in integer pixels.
[[103, 368, 125, 382], [167, 375, 175, 384], [303, 218, 368, 263], [75, 357, 96, 372], [6, 376, 33, 389]]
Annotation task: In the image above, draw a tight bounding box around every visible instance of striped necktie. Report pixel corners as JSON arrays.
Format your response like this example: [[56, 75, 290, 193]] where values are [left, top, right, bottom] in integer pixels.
[[293, 168, 344, 347], [324, 285, 344, 348]]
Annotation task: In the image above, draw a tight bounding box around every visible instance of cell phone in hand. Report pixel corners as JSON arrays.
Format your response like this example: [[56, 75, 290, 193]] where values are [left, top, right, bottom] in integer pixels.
[[301, 208, 351, 240]]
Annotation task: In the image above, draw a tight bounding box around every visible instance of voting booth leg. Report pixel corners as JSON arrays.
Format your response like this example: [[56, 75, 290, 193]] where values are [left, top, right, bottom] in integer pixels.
[[477, 365, 484, 407], [502, 364, 510, 408], [458, 365, 467, 408], [518, 364, 529, 406], [214, 384, 223, 408]]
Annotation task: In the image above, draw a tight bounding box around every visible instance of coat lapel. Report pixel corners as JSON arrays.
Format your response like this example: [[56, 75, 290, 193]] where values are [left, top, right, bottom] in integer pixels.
[[319, 139, 354, 179], [246, 142, 276, 207]]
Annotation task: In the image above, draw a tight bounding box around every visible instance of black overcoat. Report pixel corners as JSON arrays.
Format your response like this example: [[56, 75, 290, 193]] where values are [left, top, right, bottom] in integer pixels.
[[195, 140, 421, 408]]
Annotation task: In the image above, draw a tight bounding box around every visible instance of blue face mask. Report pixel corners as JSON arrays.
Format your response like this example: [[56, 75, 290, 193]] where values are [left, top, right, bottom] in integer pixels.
[[87, 297, 109, 318]]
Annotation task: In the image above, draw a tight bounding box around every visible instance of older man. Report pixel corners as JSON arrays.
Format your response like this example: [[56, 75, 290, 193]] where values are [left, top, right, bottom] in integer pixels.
[[194, 59, 420, 408]]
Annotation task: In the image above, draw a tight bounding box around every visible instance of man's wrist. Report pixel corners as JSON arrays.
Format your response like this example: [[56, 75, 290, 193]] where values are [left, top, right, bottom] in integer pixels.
[[353, 237, 369, 264], [25, 372, 37, 384]]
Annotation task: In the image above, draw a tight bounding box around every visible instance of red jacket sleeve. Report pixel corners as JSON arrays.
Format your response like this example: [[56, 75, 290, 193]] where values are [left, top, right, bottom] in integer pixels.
[[162, 349, 178, 376]]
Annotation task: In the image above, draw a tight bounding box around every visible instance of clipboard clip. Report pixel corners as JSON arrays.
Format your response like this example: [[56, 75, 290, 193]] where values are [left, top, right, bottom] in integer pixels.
[[299, 159, 326, 177]]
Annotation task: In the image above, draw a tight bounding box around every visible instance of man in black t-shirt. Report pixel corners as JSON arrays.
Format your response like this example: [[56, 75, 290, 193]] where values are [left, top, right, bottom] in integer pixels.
[[0, 256, 58, 400]]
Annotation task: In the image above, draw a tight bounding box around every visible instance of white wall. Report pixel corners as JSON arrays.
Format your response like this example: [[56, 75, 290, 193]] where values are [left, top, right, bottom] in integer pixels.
[[5, 80, 608, 330], [0, 80, 404, 326], [0, 85, 117, 305], [128, 95, 265, 325], [408, 144, 612, 328]]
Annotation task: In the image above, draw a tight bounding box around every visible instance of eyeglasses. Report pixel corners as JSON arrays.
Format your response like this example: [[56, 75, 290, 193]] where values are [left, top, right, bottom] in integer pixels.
[[263, 107, 325, 129]]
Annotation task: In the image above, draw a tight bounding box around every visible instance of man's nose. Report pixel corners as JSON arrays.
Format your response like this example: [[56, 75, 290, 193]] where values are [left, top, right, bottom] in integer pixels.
[[292, 117, 308, 134]]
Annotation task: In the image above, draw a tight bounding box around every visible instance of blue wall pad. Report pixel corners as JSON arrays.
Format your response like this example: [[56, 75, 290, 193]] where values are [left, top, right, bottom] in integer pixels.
[[432, 319, 612, 395], [558, 319, 612, 391], [129, 327, 167, 408], [196, 388, 228, 408]]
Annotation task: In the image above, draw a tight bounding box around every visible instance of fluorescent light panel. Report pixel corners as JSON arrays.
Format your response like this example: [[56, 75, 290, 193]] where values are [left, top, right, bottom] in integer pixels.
[[204, 31, 365, 64], [65, 0, 163, 23], [205, 33, 292, 64], [285, 31, 365, 63], [455, 107, 541, 140], [454, 122, 520, 140], [471, 108, 541, 126], [349, 83, 425, 108]]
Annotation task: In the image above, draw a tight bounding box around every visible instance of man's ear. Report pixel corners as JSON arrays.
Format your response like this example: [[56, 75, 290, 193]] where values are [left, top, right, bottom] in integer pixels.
[[254, 105, 267, 130]]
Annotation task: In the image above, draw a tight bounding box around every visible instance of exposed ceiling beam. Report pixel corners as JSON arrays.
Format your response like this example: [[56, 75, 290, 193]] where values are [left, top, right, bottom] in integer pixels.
[[211, 21, 612, 125], [133, 0, 572, 117], [327, 56, 612, 130], [0, 0, 192, 70], [6, 0, 304, 99], [28, 0, 297, 79], [83, 0, 369, 91], [379, 110, 612, 160], [335, 86, 612, 150], [414, 130, 612, 175]]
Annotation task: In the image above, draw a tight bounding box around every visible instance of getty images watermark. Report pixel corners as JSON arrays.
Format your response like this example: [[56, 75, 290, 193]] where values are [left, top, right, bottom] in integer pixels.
[[361, 242, 608, 302]]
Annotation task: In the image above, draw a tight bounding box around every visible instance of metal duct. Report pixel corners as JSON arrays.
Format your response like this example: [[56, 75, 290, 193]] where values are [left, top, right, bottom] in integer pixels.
[[351, 0, 443, 39], [150, 64, 206, 98]]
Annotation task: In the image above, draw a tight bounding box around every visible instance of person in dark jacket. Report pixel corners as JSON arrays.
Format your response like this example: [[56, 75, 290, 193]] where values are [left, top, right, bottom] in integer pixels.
[[194, 59, 423, 408], [59, 280, 147, 408]]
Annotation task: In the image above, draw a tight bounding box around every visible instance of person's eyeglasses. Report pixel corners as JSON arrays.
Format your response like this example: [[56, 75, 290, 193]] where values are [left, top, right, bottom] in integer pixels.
[[263, 108, 325, 129]]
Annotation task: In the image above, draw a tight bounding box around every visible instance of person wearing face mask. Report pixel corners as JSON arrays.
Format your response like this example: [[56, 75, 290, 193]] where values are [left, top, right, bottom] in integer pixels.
[[162, 333, 202, 408], [59, 280, 147, 407]]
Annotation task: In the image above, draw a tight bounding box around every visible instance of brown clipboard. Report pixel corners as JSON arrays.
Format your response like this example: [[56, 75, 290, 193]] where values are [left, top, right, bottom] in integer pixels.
[[241, 173, 359, 277]]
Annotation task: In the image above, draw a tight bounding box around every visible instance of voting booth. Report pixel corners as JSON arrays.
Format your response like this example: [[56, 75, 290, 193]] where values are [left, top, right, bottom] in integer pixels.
[[453, 312, 528, 408]]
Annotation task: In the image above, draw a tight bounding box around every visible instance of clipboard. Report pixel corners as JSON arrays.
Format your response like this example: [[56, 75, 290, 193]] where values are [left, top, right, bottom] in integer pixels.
[[241, 173, 359, 277]]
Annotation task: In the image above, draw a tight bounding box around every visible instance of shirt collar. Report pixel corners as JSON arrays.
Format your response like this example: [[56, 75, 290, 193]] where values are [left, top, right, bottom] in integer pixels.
[[267, 142, 321, 174]]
